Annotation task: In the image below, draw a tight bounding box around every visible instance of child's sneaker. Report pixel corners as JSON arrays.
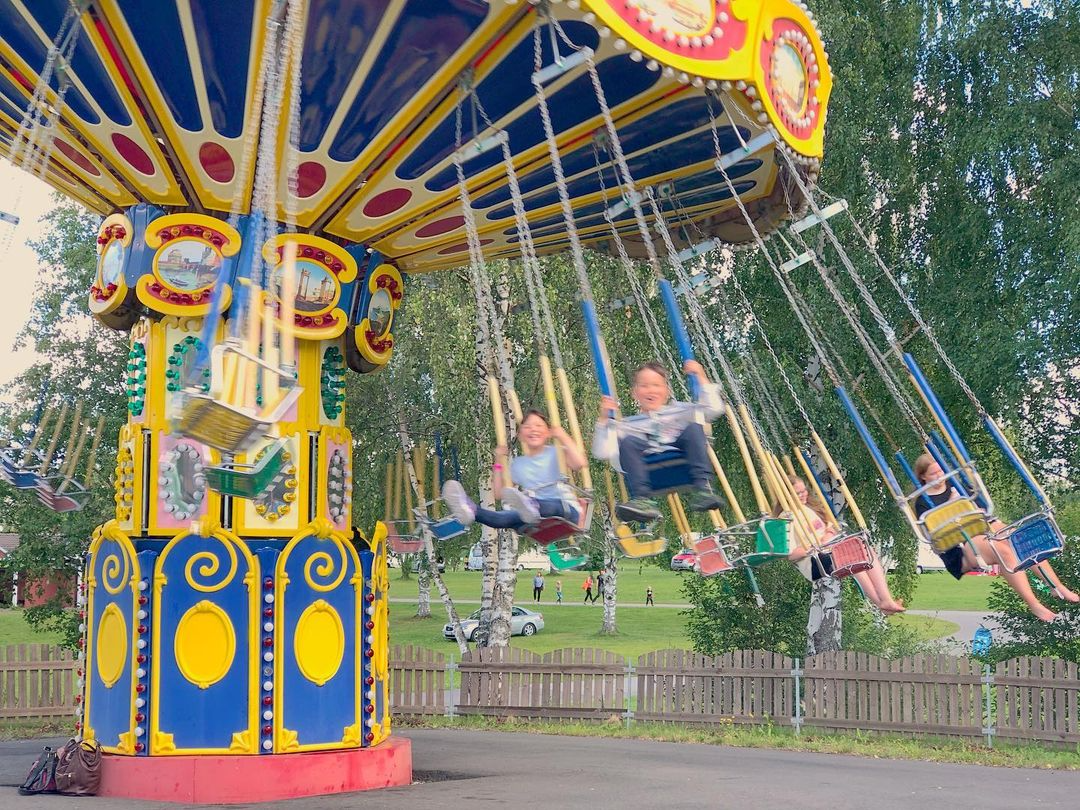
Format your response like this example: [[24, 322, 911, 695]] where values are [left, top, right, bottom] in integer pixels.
[[442, 480, 477, 526], [686, 484, 724, 513], [502, 488, 541, 525], [616, 499, 661, 523]]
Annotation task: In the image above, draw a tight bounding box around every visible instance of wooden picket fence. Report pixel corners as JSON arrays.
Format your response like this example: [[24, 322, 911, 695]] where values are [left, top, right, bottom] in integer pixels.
[[4, 642, 1078, 746], [0, 644, 77, 720]]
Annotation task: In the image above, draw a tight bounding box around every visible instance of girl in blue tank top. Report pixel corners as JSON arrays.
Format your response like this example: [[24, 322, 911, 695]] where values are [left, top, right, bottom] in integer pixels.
[[443, 410, 587, 533]]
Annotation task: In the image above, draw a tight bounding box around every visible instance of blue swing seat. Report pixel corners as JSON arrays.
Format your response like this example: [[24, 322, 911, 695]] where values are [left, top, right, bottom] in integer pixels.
[[429, 516, 468, 541], [0, 450, 45, 489], [989, 512, 1063, 573], [642, 447, 695, 495]]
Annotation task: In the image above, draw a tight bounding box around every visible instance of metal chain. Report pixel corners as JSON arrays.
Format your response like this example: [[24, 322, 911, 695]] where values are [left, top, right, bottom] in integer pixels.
[[818, 183, 987, 415], [454, 98, 516, 408], [531, 25, 594, 303]]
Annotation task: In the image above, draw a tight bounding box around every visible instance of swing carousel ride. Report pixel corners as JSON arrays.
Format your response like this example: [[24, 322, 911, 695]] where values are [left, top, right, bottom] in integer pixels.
[[4, 0, 1070, 802], [32, 0, 1062, 802]]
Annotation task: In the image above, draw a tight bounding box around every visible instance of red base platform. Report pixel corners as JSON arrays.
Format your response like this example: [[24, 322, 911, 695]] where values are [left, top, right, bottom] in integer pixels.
[[98, 737, 412, 804]]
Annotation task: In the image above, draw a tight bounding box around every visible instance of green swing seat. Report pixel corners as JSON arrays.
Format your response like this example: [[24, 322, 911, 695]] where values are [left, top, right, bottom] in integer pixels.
[[204, 438, 291, 500]]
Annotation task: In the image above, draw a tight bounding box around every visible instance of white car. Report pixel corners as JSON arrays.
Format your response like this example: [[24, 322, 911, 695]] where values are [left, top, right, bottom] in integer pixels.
[[443, 606, 544, 642]]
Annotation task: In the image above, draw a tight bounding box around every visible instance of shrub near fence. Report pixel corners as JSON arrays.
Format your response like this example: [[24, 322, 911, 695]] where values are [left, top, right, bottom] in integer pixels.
[[0, 644, 76, 720], [5, 644, 1079, 748]]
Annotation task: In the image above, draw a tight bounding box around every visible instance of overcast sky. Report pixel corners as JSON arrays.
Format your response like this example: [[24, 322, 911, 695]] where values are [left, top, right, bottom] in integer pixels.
[[0, 163, 73, 397]]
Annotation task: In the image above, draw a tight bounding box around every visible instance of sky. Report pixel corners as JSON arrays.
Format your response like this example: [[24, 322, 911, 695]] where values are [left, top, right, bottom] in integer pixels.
[[0, 162, 73, 396]]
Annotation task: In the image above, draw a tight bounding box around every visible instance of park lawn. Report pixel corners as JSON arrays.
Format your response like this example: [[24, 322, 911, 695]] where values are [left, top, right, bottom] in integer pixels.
[[389, 602, 692, 661], [389, 602, 959, 658], [393, 567, 694, 606], [0, 609, 64, 647], [907, 572, 994, 611]]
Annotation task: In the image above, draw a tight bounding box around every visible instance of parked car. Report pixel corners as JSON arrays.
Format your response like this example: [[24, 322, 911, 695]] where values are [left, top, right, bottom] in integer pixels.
[[670, 550, 697, 571], [411, 557, 446, 574], [444, 606, 544, 642]]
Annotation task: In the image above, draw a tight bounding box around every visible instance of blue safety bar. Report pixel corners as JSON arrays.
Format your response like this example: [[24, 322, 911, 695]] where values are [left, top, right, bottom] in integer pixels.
[[903, 353, 972, 463], [837, 386, 905, 500], [983, 416, 1048, 507], [657, 278, 699, 398], [581, 299, 614, 399]]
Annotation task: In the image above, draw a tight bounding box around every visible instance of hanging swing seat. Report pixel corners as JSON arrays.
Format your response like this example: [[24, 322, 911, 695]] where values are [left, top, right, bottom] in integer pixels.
[[523, 492, 594, 546], [988, 512, 1063, 573], [726, 517, 791, 568], [546, 539, 589, 571], [415, 502, 469, 542], [824, 530, 874, 579], [613, 521, 668, 558], [693, 534, 735, 576], [917, 497, 990, 553], [641, 447, 695, 496], [0, 451, 44, 489], [204, 437, 290, 500], [34, 477, 89, 513], [176, 344, 301, 455], [385, 521, 425, 555]]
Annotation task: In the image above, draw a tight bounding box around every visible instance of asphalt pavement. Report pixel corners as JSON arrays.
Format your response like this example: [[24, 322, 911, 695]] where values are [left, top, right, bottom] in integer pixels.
[[3, 728, 1078, 809]]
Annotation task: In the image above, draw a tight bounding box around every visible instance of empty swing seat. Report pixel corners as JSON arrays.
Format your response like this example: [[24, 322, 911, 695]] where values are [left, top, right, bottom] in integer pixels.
[[642, 448, 695, 495], [205, 438, 290, 499], [385, 521, 425, 555], [918, 498, 990, 553], [428, 515, 468, 542], [737, 518, 791, 568], [989, 513, 1063, 573], [546, 540, 589, 571], [693, 534, 734, 576], [614, 522, 668, 558], [826, 531, 874, 579]]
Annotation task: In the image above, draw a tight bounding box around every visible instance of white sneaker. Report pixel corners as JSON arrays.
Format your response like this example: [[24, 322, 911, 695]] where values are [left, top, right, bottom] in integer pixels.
[[502, 488, 541, 525], [442, 480, 476, 527]]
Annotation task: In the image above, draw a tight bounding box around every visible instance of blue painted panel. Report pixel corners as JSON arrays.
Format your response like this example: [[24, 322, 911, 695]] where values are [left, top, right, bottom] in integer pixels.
[[327, 0, 490, 160], [300, 0, 387, 151], [396, 21, 601, 182], [0, 0, 102, 125], [491, 124, 753, 220], [189, 0, 255, 137], [119, 0, 203, 131], [154, 533, 254, 751], [422, 52, 658, 191], [474, 97, 736, 209], [278, 534, 360, 748], [86, 535, 137, 751]]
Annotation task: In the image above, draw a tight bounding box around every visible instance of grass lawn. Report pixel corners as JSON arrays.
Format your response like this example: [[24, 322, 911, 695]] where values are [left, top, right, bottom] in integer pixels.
[[0, 609, 64, 647], [907, 572, 994, 611], [390, 602, 959, 659], [394, 567, 694, 606]]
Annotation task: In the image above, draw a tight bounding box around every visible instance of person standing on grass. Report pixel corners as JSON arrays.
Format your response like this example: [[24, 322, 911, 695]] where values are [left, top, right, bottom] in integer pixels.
[[582, 574, 594, 604], [532, 572, 544, 603], [555, 579, 563, 604], [646, 585, 654, 606], [596, 571, 605, 602]]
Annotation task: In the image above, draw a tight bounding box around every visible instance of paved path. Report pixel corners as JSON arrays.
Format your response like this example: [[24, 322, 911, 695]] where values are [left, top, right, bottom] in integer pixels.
[[907, 609, 999, 648], [3, 728, 1078, 809]]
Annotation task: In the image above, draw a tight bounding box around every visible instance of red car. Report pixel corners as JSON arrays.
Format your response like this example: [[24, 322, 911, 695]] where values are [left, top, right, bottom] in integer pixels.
[[670, 550, 698, 571]]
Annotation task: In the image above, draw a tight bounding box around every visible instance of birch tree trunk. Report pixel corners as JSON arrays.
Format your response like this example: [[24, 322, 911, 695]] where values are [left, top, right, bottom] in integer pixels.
[[806, 576, 842, 656], [477, 472, 497, 644], [396, 418, 468, 653], [599, 505, 618, 635]]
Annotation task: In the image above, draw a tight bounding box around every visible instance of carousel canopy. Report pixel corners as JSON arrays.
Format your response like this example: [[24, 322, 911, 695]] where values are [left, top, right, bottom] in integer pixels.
[[0, 0, 831, 271]]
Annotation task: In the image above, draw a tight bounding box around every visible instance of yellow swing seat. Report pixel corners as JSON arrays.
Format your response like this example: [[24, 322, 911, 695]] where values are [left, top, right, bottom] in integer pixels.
[[176, 343, 302, 455], [918, 497, 991, 553], [613, 522, 668, 558]]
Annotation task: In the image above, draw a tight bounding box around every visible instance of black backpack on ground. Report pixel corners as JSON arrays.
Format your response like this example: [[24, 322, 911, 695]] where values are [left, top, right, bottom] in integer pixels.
[[18, 745, 59, 795]]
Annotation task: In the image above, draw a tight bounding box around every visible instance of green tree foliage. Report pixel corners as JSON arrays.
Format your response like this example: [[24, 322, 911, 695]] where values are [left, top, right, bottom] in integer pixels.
[[0, 202, 127, 646]]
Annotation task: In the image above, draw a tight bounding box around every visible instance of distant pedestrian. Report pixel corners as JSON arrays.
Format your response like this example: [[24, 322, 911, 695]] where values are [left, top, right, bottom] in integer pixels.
[[596, 571, 605, 602], [582, 575, 595, 604], [532, 572, 545, 602], [555, 580, 563, 604], [646, 586, 654, 606]]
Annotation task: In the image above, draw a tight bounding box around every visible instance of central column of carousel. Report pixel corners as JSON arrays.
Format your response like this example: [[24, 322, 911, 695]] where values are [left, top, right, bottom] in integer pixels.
[[80, 207, 411, 802]]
